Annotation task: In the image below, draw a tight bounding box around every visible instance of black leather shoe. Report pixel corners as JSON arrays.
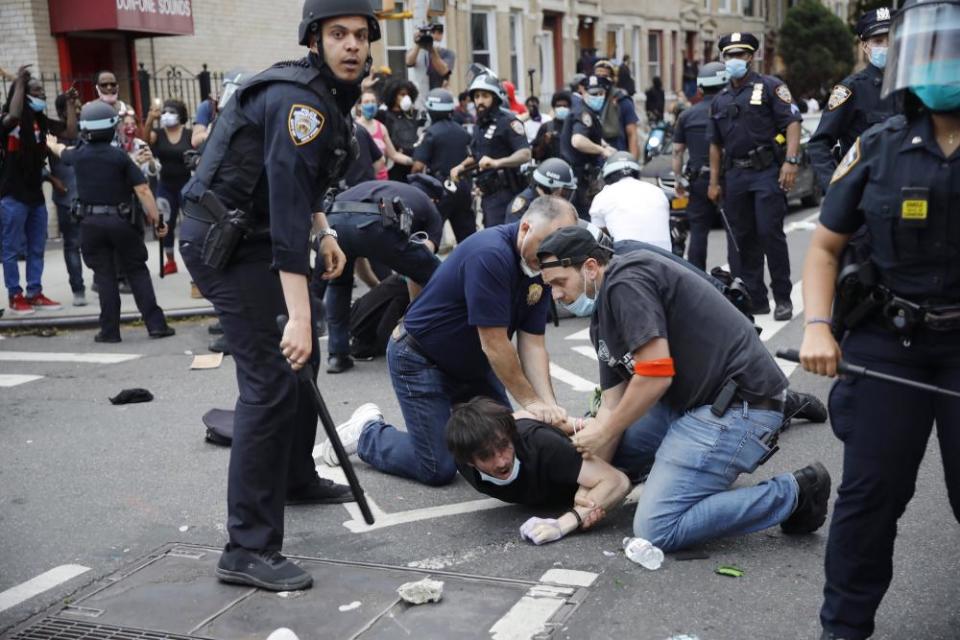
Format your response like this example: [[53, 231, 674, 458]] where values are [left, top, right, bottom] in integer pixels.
[[751, 300, 771, 315], [782, 461, 831, 535], [286, 477, 352, 505], [216, 546, 312, 591], [774, 300, 794, 321], [149, 326, 176, 339], [94, 332, 121, 343], [208, 321, 224, 335], [326, 354, 354, 374], [786, 390, 828, 424], [209, 335, 230, 354], [820, 630, 852, 640]]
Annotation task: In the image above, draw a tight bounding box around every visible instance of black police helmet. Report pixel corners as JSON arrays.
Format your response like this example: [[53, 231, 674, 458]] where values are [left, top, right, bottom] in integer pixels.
[[533, 158, 577, 194], [79, 101, 119, 142], [298, 0, 382, 47], [697, 61, 728, 89], [468, 73, 504, 105], [406, 173, 446, 201], [425, 88, 455, 113], [601, 151, 641, 184], [569, 73, 586, 92]]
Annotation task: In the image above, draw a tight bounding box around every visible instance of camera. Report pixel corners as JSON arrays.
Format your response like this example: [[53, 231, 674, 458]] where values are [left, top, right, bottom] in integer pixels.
[[415, 26, 434, 48]]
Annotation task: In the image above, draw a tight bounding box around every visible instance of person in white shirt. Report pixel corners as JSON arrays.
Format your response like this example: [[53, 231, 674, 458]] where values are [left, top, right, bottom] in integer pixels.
[[589, 151, 671, 251]]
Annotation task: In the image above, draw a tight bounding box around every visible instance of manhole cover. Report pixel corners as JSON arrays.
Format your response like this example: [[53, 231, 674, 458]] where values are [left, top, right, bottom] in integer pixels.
[[10, 617, 197, 639]]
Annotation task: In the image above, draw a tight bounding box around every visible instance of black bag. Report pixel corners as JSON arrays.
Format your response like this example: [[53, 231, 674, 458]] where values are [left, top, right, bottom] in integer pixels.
[[349, 274, 411, 359]]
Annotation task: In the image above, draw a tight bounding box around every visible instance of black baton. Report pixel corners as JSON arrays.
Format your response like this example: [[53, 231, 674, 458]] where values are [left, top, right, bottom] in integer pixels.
[[777, 349, 960, 400], [277, 315, 375, 524], [158, 222, 165, 279], [717, 205, 741, 256]]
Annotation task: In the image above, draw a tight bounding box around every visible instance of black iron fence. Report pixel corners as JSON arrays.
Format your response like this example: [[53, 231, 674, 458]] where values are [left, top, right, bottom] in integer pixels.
[[0, 64, 225, 121]]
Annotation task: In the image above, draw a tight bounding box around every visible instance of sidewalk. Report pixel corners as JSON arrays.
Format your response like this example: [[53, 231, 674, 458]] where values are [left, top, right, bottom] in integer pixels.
[[0, 238, 213, 329]]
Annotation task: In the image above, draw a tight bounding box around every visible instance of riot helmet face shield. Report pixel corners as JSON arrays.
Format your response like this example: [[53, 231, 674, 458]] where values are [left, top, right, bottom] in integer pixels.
[[883, 2, 960, 102]]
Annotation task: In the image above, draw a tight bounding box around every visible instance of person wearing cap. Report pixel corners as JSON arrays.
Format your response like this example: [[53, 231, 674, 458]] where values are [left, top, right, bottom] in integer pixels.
[[673, 61, 728, 270], [807, 8, 899, 193], [589, 151, 671, 251], [506, 157, 577, 224], [450, 73, 531, 228], [798, 2, 960, 637], [537, 224, 831, 553], [318, 177, 444, 374], [411, 88, 475, 243], [593, 58, 640, 158], [323, 196, 578, 486], [707, 31, 803, 322], [561, 74, 616, 219]]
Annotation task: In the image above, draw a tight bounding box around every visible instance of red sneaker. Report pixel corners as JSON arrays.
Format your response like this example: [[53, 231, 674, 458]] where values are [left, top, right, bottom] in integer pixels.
[[162, 260, 178, 275], [8, 292, 36, 315], [26, 293, 62, 311]]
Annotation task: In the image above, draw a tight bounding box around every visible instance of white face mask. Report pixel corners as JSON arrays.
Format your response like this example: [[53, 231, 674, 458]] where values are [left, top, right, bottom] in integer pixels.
[[519, 228, 540, 278], [400, 95, 413, 111], [479, 456, 521, 486], [160, 112, 179, 128]]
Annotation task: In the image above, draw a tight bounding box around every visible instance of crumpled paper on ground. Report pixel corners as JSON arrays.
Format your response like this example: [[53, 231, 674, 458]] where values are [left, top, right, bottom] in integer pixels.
[[397, 577, 444, 604]]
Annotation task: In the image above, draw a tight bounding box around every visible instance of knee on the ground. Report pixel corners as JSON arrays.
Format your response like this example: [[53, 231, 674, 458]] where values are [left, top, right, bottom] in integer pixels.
[[415, 462, 458, 487], [633, 511, 684, 552]]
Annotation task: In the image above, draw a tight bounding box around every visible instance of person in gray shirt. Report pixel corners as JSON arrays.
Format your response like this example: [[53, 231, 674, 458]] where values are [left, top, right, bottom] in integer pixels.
[[538, 225, 831, 552]]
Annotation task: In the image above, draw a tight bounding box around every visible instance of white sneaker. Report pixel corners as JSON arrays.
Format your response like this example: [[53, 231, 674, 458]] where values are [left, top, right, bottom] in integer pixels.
[[73, 291, 88, 307], [318, 403, 383, 466]]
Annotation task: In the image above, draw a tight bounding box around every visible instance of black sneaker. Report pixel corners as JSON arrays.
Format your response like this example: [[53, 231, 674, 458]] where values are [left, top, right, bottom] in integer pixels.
[[209, 335, 230, 354], [149, 326, 176, 339], [751, 300, 771, 315], [785, 390, 828, 424], [208, 321, 224, 335], [774, 300, 794, 321], [216, 546, 313, 591], [94, 332, 121, 343], [286, 477, 352, 505], [820, 630, 852, 640], [326, 354, 354, 374], [782, 462, 831, 535]]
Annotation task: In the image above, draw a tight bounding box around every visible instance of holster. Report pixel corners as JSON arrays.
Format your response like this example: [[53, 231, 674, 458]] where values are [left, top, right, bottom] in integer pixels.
[[382, 197, 413, 237], [747, 146, 775, 171], [197, 191, 251, 270], [475, 171, 502, 195]]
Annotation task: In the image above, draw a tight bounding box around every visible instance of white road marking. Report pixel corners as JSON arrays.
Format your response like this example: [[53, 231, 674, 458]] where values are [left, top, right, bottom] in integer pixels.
[[570, 345, 598, 361], [489, 571, 597, 640], [548, 363, 596, 392], [0, 351, 140, 364], [564, 327, 591, 341], [0, 564, 90, 613], [0, 374, 43, 387], [539, 569, 598, 587]]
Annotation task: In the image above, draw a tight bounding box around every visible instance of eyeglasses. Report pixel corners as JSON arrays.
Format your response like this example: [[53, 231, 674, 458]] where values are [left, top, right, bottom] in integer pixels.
[[98, 82, 118, 89]]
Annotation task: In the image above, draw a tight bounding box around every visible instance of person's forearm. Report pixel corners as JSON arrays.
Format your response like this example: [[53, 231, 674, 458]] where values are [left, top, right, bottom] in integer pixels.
[[802, 240, 841, 322], [497, 148, 531, 169], [355, 257, 380, 288], [279, 271, 312, 322], [517, 333, 558, 405], [191, 125, 208, 149], [572, 134, 605, 156], [389, 149, 413, 166], [627, 125, 639, 159], [64, 101, 78, 139], [481, 332, 540, 406], [430, 48, 449, 77], [405, 46, 420, 68], [785, 121, 801, 158], [709, 144, 722, 186], [134, 185, 161, 221], [672, 143, 685, 179], [600, 376, 670, 439], [5, 79, 25, 124]]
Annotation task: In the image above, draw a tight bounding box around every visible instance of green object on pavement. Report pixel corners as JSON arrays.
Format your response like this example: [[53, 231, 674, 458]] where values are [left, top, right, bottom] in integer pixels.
[[715, 565, 744, 578]]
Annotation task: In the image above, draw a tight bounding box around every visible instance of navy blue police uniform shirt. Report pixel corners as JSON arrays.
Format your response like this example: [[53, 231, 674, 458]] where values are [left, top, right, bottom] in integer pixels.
[[413, 118, 471, 178], [470, 109, 529, 164], [561, 104, 603, 170], [807, 63, 896, 190], [818, 114, 960, 301], [674, 95, 715, 172], [343, 123, 382, 187], [333, 180, 444, 248], [402, 222, 551, 381], [707, 71, 801, 159], [62, 142, 147, 205]]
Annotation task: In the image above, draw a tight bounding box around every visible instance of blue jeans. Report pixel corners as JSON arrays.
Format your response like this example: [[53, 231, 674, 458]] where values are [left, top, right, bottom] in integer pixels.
[[1, 196, 48, 298], [630, 401, 798, 552], [56, 204, 85, 293], [357, 335, 510, 486]]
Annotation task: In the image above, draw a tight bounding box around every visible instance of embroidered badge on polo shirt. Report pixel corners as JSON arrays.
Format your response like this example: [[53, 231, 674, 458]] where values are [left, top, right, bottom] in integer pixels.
[[288, 104, 325, 146], [511, 196, 527, 215], [527, 284, 543, 305]]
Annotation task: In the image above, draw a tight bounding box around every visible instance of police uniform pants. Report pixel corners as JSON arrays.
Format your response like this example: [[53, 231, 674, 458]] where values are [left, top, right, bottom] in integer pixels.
[[439, 181, 476, 242], [181, 231, 321, 551], [481, 190, 515, 228], [684, 175, 717, 271], [723, 166, 792, 305], [80, 215, 167, 339], [821, 324, 960, 639]]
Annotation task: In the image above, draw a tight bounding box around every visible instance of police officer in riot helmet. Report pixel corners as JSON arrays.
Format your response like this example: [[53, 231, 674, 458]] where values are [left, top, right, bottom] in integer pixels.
[[506, 157, 577, 223], [412, 88, 475, 242], [178, 0, 381, 591], [46, 102, 174, 342], [807, 7, 899, 192], [560, 74, 616, 220], [449, 73, 532, 228], [799, 1, 960, 637]]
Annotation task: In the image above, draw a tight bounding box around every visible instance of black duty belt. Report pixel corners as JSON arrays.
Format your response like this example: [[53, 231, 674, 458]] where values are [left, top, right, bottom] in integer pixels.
[[711, 378, 785, 417], [739, 393, 785, 413], [182, 199, 216, 224], [730, 157, 755, 169], [79, 203, 125, 216], [329, 201, 383, 215]]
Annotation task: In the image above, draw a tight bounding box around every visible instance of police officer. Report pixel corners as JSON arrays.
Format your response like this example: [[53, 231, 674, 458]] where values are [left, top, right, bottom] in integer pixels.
[[178, 0, 376, 591], [323, 177, 444, 373], [506, 157, 577, 224], [449, 73, 531, 228], [799, 3, 960, 638], [708, 32, 802, 321], [411, 88, 475, 243], [46, 102, 174, 343], [561, 75, 615, 220], [807, 7, 898, 192], [673, 62, 727, 271]]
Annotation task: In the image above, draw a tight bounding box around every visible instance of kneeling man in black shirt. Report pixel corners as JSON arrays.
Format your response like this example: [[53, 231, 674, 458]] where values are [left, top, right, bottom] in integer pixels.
[[537, 225, 831, 552], [447, 397, 632, 545]]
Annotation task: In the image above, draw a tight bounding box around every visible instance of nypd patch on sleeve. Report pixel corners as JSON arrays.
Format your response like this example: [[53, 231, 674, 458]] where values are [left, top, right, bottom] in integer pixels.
[[830, 137, 861, 184], [775, 84, 793, 104], [827, 84, 853, 111], [581, 112, 593, 127], [288, 104, 325, 146], [510, 119, 525, 136]]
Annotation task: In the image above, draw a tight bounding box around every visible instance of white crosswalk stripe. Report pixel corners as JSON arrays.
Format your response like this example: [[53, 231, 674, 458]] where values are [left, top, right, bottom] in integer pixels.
[[0, 350, 142, 388]]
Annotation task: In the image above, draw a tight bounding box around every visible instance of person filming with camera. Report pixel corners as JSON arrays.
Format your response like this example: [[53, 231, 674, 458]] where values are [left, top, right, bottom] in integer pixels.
[[405, 22, 454, 90]]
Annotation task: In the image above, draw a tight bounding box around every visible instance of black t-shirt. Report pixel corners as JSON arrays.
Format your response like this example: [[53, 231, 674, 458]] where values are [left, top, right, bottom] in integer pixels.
[[62, 141, 147, 205], [590, 252, 788, 411], [457, 419, 582, 506], [0, 112, 63, 205], [151, 126, 193, 189], [343, 123, 382, 187]]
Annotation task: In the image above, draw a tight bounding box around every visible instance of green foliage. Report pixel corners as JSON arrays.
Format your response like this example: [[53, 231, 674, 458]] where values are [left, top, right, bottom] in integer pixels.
[[778, 0, 856, 100]]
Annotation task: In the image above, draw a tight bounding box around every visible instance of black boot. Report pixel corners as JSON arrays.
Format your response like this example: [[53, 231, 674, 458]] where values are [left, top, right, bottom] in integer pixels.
[[774, 300, 794, 321], [785, 390, 828, 424], [782, 462, 831, 535], [216, 546, 312, 591], [326, 353, 354, 374], [286, 477, 352, 505], [209, 335, 230, 354]]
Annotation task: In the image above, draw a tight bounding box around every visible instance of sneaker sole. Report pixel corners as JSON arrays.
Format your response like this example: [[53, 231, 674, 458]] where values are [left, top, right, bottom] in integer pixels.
[[215, 567, 313, 591]]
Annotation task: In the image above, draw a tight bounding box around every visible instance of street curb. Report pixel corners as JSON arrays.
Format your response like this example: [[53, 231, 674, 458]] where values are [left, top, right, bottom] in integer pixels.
[[0, 305, 215, 331]]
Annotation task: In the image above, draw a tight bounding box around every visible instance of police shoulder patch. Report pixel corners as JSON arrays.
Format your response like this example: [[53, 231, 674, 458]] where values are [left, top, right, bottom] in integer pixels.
[[510, 196, 527, 215], [775, 83, 793, 104], [581, 111, 593, 127], [827, 84, 853, 111], [527, 283, 543, 306], [510, 119, 525, 136], [288, 104, 325, 146], [830, 137, 861, 184]]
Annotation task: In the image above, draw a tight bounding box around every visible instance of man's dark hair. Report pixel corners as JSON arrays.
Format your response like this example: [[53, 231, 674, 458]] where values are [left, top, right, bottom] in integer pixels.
[[458, 91, 470, 103], [162, 98, 188, 125], [96, 70, 116, 84], [551, 90, 572, 108], [446, 397, 518, 466]]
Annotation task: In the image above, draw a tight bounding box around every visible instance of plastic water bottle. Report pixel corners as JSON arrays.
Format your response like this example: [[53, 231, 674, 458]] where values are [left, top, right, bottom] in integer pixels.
[[622, 536, 664, 570]]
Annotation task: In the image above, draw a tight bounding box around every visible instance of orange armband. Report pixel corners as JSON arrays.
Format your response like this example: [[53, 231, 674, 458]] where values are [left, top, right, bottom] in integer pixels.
[[633, 358, 676, 377]]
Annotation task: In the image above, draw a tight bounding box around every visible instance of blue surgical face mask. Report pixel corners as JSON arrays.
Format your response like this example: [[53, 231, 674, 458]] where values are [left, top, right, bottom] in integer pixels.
[[561, 268, 597, 317], [554, 106, 570, 120], [360, 103, 378, 119], [868, 46, 887, 70], [479, 456, 521, 486], [27, 95, 46, 113], [724, 58, 748, 80], [909, 60, 960, 112], [911, 84, 960, 113], [585, 95, 605, 112]]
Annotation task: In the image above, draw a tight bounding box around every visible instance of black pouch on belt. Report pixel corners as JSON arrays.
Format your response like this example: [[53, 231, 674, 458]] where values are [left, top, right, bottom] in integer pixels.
[[198, 191, 250, 270]]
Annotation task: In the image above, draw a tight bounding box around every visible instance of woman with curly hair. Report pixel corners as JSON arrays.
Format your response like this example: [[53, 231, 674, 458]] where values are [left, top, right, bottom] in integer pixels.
[[376, 77, 420, 181]]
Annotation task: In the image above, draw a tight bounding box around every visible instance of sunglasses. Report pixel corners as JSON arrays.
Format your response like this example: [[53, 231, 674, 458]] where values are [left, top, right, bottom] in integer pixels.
[[98, 82, 118, 89]]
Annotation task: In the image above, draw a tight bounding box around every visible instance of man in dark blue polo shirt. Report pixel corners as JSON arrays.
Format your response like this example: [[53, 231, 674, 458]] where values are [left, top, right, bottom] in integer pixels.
[[320, 196, 579, 485]]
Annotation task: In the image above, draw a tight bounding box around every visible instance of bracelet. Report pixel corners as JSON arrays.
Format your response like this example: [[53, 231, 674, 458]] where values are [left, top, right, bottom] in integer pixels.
[[805, 317, 832, 327], [567, 509, 583, 530]]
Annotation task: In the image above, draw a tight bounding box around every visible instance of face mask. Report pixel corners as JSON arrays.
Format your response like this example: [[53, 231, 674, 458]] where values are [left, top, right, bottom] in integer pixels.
[[561, 268, 597, 317], [360, 103, 378, 119], [97, 86, 118, 105], [467, 103, 477, 116], [160, 112, 179, 128], [554, 106, 570, 120], [724, 58, 749, 80], [868, 46, 887, 70], [479, 456, 521, 486], [518, 229, 541, 278], [585, 95, 605, 112], [528, 106, 540, 119], [911, 85, 960, 113], [399, 95, 413, 111], [27, 96, 46, 113]]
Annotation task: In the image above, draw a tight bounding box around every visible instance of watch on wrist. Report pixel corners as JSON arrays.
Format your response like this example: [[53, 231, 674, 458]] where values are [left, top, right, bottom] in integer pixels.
[[318, 228, 338, 241], [785, 156, 801, 165]]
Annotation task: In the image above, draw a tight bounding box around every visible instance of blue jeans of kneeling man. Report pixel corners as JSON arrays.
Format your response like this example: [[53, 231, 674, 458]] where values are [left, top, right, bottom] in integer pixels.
[[357, 334, 511, 486]]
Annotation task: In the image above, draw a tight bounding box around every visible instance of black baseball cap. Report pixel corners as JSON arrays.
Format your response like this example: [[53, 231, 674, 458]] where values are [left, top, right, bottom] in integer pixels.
[[537, 224, 611, 268]]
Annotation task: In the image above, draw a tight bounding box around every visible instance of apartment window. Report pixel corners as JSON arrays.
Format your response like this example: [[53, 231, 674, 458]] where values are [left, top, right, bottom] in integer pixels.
[[509, 12, 525, 91], [384, 1, 412, 78], [719, 0, 731, 13], [647, 31, 662, 82], [472, 11, 497, 71], [743, 0, 755, 16]]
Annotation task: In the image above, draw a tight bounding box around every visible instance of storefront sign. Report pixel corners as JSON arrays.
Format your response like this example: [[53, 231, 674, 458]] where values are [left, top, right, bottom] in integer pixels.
[[49, 0, 195, 36]]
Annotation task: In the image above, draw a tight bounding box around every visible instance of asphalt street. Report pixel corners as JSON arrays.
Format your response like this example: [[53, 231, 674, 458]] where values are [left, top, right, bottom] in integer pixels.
[[1, 205, 958, 639]]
